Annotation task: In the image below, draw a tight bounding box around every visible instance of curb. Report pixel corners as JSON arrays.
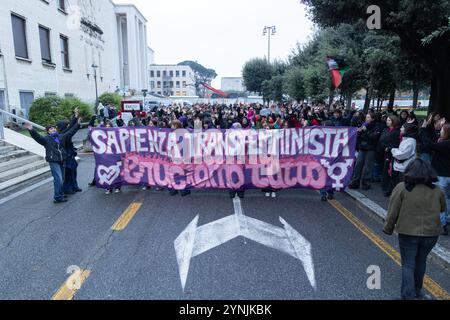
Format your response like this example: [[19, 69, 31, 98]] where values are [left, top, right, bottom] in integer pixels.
[[345, 189, 450, 268]]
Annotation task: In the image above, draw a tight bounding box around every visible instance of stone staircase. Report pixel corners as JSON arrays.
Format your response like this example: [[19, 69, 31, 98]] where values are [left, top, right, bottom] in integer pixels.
[[0, 140, 51, 198]]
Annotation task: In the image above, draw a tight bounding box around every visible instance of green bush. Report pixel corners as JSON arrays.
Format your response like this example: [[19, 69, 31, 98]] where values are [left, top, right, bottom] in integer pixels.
[[29, 96, 93, 127], [98, 92, 122, 109]]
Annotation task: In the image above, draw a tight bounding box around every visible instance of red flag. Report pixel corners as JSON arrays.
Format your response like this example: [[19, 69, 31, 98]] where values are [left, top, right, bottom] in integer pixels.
[[327, 57, 347, 89]]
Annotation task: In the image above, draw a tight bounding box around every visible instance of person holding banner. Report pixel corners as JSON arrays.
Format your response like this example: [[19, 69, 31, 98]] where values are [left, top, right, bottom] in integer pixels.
[[169, 120, 191, 197], [229, 122, 246, 199], [349, 112, 381, 190]]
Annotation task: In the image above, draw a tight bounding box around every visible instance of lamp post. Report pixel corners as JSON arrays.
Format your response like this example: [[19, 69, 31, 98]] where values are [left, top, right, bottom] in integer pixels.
[[92, 64, 99, 109], [263, 26, 276, 63]]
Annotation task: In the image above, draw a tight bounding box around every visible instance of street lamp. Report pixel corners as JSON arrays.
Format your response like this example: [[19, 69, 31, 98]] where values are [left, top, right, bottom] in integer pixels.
[[263, 26, 276, 63], [92, 64, 99, 109]]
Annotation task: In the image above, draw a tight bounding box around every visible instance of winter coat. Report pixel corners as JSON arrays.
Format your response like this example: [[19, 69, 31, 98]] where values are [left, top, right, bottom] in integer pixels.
[[420, 127, 450, 177], [357, 122, 381, 151], [384, 182, 445, 237], [391, 137, 417, 173], [29, 123, 80, 163]]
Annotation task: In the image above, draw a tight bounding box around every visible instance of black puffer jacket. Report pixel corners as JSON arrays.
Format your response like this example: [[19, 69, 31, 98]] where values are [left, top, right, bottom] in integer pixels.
[[417, 125, 439, 155], [420, 127, 450, 177], [357, 122, 381, 151], [377, 127, 401, 155], [29, 123, 80, 163], [57, 117, 78, 158]]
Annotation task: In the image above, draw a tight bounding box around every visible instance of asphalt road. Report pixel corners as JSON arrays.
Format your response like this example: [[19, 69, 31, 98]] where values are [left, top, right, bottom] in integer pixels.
[[0, 155, 449, 300]]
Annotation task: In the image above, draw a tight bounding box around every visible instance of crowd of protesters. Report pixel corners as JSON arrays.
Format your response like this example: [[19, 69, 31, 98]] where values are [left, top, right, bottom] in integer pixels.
[[28, 100, 447, 239], [89, 101, 449, 238]]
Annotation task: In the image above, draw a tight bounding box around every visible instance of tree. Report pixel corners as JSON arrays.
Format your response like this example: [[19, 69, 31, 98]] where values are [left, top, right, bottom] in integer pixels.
[[178, 60, 217, 97], [302, 0, 450, 117], [98, 92, 122, 109], [242, 58, 274, 95], [284, 67, 306, 102], [262, 75, 286, 102]]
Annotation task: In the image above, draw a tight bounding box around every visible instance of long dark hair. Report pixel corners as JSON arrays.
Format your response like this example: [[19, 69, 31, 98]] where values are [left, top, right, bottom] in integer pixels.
[[403, 159, 438, 192], [402, 123, 418, 138]]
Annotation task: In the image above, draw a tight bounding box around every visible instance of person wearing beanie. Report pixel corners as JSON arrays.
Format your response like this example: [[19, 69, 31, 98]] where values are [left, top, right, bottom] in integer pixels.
[[23, 111, 82, 203]]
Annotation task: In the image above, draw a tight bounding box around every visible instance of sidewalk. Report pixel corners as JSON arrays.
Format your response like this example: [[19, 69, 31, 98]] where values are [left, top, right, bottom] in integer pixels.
[[345, 182, 450, 268]]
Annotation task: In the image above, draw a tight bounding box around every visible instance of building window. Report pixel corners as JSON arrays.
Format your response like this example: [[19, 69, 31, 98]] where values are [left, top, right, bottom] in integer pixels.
[[163, 71, 167, 77], [150, 71, 154, 77], [45, 92, 57, 97], [182, 71, 186, 77], [169, 81, 174, 88], [11, 14, 28, 59], [157, 81, 161, 88], [64, 93, 74, 98], [58, 0, 66, 12], [39, 25, 52, 63], [176, 81, 180, 89], [169, 71, 173, 77], [19, 91, 34, 119], [60, 35, 70, 68], [182, 81, 187, 88], [163, 81, 167, 88], [157, 71, 161, 77], [176, 71, 180, 77], [150, 81, 155, 89]]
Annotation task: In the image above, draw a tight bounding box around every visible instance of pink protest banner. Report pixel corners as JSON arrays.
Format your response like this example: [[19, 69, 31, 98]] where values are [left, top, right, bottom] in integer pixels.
[[90, 127, 357, 191]]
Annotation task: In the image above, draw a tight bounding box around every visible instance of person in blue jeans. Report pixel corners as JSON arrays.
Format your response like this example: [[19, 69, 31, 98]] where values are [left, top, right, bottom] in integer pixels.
[[24, 116, 81, 203], [384, 159, 446, 300]]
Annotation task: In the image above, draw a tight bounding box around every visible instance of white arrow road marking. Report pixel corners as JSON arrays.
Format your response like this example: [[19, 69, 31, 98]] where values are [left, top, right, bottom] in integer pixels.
[[174, 198, 316, 292]]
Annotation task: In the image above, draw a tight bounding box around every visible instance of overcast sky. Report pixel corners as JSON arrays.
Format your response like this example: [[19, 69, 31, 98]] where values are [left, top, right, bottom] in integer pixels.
[[113, 0, 316, 88]]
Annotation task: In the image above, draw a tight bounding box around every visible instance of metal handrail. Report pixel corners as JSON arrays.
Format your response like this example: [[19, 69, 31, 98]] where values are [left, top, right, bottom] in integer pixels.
[[0, 109, 46, 140]]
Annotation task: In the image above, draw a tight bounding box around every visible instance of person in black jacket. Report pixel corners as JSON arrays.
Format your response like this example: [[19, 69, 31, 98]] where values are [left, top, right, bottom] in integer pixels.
[[24, 116, 81, 203], [377, 115, 401, 197], [417, 113, 440, 163], [420, 116, 450, 235], [349, 112, 381, 190], [57, 108, 82, 195]]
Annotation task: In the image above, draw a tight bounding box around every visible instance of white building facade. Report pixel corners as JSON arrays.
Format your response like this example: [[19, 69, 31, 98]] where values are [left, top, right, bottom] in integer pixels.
[[149, 65, 196, 97], [147, 47, 155, 65], [221, 77, 246, 92], [0, 0, 150, 118]]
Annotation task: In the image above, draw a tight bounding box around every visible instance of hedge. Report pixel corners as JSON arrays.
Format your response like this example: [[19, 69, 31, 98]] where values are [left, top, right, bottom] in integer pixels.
[[29, 96, 93, 127]]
